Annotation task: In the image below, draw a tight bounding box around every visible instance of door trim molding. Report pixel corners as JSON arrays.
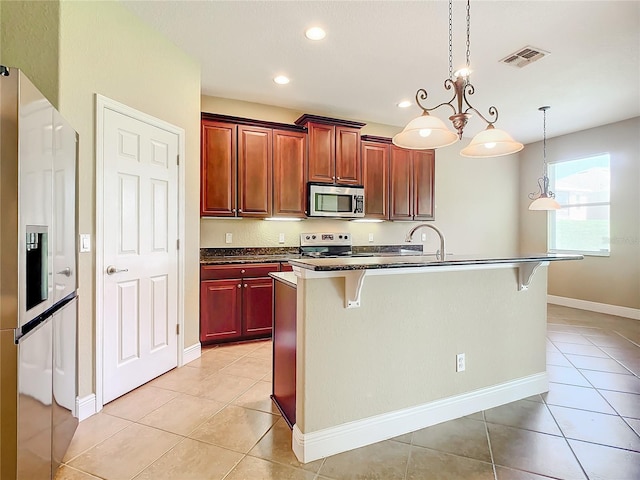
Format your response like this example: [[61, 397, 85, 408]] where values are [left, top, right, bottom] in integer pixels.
[[95, 94, 186, 412]]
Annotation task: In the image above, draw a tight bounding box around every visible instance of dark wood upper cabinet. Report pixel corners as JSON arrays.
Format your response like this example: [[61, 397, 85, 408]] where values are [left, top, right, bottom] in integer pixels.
[[306, 122, 335, 183], [412, 149, 435, 220], [201, 121, 236, 216], [273, 129, 307, 218], [361, 140, 389, 219], [200, 114, 306, 218], [295, 115, 365, 185], [389, 145, 435, 221], [335, 126, 362, 184], [389, 146, 413, 220], [237, 125, 272, 217]]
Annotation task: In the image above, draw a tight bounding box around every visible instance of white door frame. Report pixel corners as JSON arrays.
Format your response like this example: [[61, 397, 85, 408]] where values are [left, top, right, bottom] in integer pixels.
[[95, 94, 186, 412]]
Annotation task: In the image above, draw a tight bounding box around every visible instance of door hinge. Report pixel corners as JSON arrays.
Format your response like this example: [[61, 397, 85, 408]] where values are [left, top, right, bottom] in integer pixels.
[[176, 154, 180, 166], [177, 239, 180, 250], [176, 324, 180, 335]]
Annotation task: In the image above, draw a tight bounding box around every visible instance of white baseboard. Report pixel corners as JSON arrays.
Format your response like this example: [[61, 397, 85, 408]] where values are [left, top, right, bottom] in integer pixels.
[[183, 342, 202, 365], [548, 295, 640, 320], [292, 372, 548, 464], [76, 394, 97, 421]]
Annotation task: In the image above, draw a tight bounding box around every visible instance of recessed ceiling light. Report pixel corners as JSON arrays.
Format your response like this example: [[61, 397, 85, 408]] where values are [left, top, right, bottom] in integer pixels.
[[273, 75, 290, 85], [397, 100, 412, 108], [305, 27, 326, 41]]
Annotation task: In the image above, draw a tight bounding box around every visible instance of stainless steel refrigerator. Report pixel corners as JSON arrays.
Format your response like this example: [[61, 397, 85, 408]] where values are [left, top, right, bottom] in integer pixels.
[[0, 66, 78, 479]]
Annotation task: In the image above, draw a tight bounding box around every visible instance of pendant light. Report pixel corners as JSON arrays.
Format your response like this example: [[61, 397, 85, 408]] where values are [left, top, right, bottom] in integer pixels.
[[528, 106, 560, 210], [392, 0, 523, 158]]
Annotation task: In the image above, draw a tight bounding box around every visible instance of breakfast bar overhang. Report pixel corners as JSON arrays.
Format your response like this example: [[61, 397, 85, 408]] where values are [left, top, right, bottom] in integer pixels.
[[279, 253, 582, 463]]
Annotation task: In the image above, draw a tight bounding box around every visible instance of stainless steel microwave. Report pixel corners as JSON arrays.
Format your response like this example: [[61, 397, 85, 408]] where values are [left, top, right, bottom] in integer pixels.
[[308, 183, 365, 218]]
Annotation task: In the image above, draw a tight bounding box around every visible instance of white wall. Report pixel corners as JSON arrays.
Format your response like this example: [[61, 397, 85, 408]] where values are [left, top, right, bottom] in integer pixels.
[[519, 117, 640, 310]]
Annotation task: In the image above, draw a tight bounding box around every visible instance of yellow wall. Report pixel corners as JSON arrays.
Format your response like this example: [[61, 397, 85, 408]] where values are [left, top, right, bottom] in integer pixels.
[[1, 1, 202, 398], [201, 95, 522, 257], [519, 117, 640, 310], [0, 0, 60, 106]]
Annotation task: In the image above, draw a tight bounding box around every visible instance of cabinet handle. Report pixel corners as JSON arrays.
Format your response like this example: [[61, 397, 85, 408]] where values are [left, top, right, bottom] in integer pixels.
[[244, 283, 247, 288], [237, 284, 241, 288], [238, 209, 243, 213], [241, 269, 246, 274], [232, 208, 236, 213], [336, 176, 341, 180]]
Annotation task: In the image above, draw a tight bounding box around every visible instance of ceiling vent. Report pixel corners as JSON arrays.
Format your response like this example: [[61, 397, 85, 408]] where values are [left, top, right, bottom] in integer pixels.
[[500, 46, 549, 68]]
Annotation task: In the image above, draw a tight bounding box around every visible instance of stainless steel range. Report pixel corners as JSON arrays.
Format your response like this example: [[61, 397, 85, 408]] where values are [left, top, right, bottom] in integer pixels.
[[299, 233, 353, 257], [299, 233, 374, 258]]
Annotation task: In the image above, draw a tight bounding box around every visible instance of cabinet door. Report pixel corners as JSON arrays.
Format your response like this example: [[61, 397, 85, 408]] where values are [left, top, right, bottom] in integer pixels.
[[238, 125, 272, 217], [335, 126, 361, 185], [389, 146, 413, 220], [413, 150, 435, 220], [243, 277, 273, 336], [200, 279, 242, 343], [273, 129, 306, 218], [201, 121, 236, 216], [361, 141, 389, 219], [307, 122, 335, 183]]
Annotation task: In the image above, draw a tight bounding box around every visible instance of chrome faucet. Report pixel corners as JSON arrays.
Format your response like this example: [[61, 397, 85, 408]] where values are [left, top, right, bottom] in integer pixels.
[[405, 224, 446, 260]]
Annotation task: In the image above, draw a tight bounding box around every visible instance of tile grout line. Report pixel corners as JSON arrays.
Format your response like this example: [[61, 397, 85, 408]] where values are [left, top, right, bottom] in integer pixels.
[[541, 381, 591, 480], [481, 411, 499, 480]]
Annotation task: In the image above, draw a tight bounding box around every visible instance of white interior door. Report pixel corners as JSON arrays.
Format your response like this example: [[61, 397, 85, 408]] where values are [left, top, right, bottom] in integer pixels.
[[102, 108, 179, 404]]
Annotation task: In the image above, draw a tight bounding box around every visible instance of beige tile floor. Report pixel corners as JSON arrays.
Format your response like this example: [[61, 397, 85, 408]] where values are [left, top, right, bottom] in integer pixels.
[[56, 305, 640, 480]]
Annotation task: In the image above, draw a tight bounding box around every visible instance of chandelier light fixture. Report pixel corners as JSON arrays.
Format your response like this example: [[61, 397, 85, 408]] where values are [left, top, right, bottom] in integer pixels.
[[528, 106, 560, 210], [392, 0, 523, 158]]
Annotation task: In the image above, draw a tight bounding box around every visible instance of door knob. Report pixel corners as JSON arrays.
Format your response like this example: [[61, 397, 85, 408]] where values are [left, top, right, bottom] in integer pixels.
[[106, 265, 128, 275], [56, 267, 72, 277]]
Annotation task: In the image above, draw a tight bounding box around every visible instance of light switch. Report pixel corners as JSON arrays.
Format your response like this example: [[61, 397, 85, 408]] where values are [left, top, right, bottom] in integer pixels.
[[368, 233, 374, 243], [421, 233, 427, 241], [80, 234, 91, 252], [278, 233, 285, 244], [225, 233, 233, 244]]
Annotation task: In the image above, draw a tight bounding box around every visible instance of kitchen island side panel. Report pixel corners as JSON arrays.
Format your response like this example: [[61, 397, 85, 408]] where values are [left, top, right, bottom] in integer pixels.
[[295, 267, 547, 433]]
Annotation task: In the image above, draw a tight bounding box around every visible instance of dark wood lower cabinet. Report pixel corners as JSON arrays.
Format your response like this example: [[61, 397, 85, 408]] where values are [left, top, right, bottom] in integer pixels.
[[272, 278, 297, 428], [200, 279, 241, 342], [243, 277, 274, 335], [200, 264, 279, 344]]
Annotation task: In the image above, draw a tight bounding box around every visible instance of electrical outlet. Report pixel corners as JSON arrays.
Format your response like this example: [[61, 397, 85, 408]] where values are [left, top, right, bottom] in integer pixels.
[[225, 233, 233, 244], [456, 353, 466, 372], [278, 233, 285, 244], [421, 233, 427, 241], [368, 233, 374, 243]]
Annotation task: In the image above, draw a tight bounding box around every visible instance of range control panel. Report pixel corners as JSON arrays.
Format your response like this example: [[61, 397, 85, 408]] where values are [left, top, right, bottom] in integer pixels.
[[300, 232, 351, 247]]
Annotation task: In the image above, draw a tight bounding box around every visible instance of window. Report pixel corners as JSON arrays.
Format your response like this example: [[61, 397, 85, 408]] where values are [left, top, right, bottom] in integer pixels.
[[548, 154, 610, 255]]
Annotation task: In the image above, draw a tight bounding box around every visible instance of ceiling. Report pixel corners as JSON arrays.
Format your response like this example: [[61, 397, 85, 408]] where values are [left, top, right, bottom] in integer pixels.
[[121, 1, 639, 145]]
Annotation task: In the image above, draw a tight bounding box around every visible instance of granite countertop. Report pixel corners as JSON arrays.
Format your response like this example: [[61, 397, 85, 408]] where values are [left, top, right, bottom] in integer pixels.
[[287, 253, 584, 272], [200, 254, 303, 265], [199, 245, 423, 265]]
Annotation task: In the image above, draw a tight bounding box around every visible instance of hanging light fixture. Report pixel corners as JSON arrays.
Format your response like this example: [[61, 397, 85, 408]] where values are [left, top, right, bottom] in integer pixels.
[[528, 106, 560, 210], [392, 0, 523, 158]]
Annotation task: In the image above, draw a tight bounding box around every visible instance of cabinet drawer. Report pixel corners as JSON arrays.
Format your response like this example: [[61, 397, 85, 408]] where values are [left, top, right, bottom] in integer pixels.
[[280, 263, 294, 272], [201, 263, 279, 280]]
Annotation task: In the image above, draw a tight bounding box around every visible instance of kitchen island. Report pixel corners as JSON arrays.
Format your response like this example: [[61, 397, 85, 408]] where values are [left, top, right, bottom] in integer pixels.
[[275, 253, 581, 463]]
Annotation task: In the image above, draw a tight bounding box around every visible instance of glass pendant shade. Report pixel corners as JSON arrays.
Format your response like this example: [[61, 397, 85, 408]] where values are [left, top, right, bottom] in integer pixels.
[[528, 194, 560, 211], [460, 125, 524, 158], [392, 113, 458, 150]]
